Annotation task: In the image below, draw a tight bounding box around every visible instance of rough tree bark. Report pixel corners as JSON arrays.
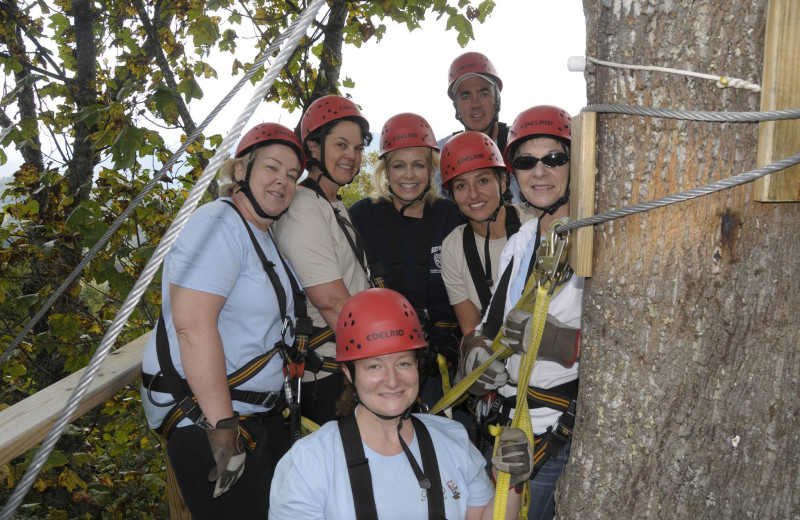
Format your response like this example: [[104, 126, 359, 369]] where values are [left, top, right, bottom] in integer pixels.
[[559, 2, 800, 519]]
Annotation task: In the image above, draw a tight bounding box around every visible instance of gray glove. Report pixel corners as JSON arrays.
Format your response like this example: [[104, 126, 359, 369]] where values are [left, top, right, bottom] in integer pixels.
[[491, 427, 534, 489], [206, 414, 247, 498], [500, 309, 580, 367], [458, 332, 509, 396]]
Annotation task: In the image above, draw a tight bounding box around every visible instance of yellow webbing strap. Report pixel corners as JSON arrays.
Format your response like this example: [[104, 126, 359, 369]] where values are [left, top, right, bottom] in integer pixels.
[[427, 280, 566, 416], [301, 416, 320, 434], [493, 283, 552, 520], [437, 354, 452, 394]]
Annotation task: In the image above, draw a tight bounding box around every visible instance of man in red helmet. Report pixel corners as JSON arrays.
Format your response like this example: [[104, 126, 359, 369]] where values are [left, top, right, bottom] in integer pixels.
[[436, 51, 522, 203]]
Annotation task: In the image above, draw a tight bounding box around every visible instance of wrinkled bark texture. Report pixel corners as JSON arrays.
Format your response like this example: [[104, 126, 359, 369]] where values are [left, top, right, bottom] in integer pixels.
[[559, 2, 800, 519]]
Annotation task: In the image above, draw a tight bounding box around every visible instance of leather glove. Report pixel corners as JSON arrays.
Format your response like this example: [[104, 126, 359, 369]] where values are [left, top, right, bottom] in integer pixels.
[[491, 427, 534, 489], [206, 414, 247, 498], [500, 309, 580, 367], [458, 332, 509, 396]]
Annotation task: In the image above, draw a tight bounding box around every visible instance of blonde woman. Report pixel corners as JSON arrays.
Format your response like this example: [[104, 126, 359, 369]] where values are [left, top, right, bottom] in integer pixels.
[[349, 113, 463, 408]]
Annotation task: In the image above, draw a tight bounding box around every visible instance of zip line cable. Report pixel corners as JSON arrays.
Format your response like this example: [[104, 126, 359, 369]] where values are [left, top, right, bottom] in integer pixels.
[[0, 5, 317, 366], [583, 104, 800, 122], [555, 151, 800, 236], [0, 1, 326, 517]]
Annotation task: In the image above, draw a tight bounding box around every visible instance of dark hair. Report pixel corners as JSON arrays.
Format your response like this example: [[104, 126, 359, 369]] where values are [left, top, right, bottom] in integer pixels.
[[302, 116, 373, 158]]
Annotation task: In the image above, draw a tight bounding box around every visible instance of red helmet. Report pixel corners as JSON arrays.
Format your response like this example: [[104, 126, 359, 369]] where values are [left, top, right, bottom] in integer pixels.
[[336, 289, 427, 362], [300, 95, 369, 144], [440, 131, 506, 190], [504, 105, 572, 172], [447, 52, 503, 100], [379, 113, 439, 158], [235, 123, 305, 171]]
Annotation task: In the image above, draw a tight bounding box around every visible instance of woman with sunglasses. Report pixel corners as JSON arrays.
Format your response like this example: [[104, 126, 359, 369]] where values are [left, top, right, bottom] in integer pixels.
[[458, 106, 584, 520], [269, 288, 532, 520], [439, 132, 536, 336]]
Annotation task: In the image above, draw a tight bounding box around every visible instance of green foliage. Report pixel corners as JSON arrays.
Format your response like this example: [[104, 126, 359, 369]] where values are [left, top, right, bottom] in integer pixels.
[[0, 0, 493, 516], [341, 149, 379, 208]]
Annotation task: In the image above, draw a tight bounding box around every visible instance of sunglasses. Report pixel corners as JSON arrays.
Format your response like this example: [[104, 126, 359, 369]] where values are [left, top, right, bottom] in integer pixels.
[[511, 152, 569, 170]]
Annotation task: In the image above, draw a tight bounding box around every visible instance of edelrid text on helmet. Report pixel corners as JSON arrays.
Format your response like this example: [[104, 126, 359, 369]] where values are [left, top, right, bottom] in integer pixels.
[[300, 95, 369, 144], [439, 131, 505, 189], [504, 105, 572, 172], [336, 288, 427, 362], [379, 113, 438, 158], [447, 52, 503, 100]]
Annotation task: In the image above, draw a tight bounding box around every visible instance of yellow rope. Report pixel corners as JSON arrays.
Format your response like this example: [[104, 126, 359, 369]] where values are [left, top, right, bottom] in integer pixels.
[[492, 284, 552, 519]]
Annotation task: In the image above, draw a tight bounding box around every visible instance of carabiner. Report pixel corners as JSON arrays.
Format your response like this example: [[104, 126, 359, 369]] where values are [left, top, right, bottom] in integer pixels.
[[533, 218, 572, 294]]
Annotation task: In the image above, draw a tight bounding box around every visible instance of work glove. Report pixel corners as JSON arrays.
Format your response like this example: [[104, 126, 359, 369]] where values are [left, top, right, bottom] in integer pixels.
[[491, 427, 534, 490], [458, 332, 509, 396], [205, 414, 247, 498], [500, 309, 580, 367]]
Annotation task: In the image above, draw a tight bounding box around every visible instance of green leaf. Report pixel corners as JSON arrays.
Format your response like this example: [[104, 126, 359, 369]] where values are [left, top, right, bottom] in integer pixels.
[[176, 78, 204, 103], [188, 15, 220, 48], [73, 104, 106, 127], [143, 473, 166, 493], [49, 313, 81, 340], [111, 124, 144, 169], [15, 293, 39, 309]]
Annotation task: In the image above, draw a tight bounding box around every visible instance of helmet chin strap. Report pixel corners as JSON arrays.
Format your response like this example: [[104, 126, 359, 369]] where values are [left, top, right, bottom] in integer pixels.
[[461, 185, 503, 287], [310, 136, 360, 190], [524, 184, 571, 216], [235, 151, 288, 221], [387, 171, 431, 217]]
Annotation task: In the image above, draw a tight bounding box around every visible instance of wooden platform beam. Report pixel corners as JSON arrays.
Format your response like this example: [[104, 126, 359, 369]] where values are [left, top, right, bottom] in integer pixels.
[[0, 333, 149, 466], [570, 111, 597, 277], [755, 0, 800, 201]]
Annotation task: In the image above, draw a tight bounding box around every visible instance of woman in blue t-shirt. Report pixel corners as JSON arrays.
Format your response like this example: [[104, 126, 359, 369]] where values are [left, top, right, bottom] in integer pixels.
[[141, 123, 305, 518], [270, 288, 532, 520], [349, 113, 463, 409]]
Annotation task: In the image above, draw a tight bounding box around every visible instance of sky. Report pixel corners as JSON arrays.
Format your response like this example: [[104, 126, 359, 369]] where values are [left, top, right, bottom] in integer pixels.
[[203, 0, 588, 149], [2, 1, 587, 173]]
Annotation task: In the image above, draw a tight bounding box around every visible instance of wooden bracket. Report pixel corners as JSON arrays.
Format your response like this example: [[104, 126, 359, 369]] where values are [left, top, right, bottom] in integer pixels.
[[569, 111, 596, 277], [755, 0, 800, 202]]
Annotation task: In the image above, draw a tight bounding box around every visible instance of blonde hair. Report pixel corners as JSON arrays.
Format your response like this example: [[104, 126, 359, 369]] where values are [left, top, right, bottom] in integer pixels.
[[370, 147, 442, 203], [217, 153, 251, 197]]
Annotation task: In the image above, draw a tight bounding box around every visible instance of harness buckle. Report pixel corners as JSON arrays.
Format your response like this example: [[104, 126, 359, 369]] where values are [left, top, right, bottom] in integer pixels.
[[551, 399, 577, 444], [260, 391, 282, 409], [280, 316, 294, 339]]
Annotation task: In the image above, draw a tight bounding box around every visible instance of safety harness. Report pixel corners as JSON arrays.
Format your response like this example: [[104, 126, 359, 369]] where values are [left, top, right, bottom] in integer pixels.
[[462, 204, 522, 313], [378, 199, 460, 392], [428, 219, 575, 518], [339, 412, 446, 519], [143, 200, 312, 441]]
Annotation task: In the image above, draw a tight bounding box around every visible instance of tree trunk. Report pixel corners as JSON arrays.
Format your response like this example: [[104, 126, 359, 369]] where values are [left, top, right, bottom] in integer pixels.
[[559, 2, 800, 518]]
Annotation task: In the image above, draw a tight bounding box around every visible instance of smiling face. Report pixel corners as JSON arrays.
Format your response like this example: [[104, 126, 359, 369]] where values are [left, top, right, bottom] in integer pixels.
[[513, 137, 569, 211], [234, 143, 300, 220], [314, 120, 365, 185], [351, 351, 419, 418], [451, 168, 504, 222], [455, 75, 497, 132], [385, 147, 432, 207]]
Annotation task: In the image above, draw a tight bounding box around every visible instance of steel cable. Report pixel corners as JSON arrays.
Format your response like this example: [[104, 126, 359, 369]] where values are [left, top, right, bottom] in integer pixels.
[[555, 152, 800, 235], [0, 0, 325, 516], [583, 104, 800, 122]]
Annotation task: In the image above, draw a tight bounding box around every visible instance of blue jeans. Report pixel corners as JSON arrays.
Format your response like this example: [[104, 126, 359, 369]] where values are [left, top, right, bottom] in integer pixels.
[[528, 440, 571, 520]]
